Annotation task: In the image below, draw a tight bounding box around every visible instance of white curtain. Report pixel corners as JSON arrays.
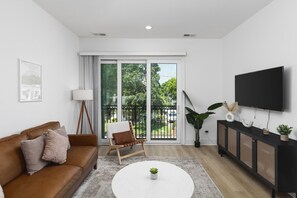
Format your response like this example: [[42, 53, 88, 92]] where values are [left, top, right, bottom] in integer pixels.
[[79, 56, 99, 135]]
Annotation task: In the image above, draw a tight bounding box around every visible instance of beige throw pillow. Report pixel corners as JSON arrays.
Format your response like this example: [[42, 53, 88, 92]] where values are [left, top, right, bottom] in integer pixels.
[[0, 185, 4, 198], [20, 135, 48, 175], [42, 131, 68, 164], [48, 126, 70, 150]]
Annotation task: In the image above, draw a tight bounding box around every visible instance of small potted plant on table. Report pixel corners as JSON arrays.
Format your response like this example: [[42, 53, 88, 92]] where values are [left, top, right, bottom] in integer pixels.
[[150, 167, 158, 180], [277, 124, 293, 141]]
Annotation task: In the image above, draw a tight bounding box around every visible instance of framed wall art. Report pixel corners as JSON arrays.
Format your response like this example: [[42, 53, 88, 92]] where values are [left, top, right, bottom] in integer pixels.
[[19, 59, 42, 102]]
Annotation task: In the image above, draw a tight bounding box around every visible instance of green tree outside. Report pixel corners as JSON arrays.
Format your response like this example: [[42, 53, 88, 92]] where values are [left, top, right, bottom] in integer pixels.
[[101, 63, 177, 138]]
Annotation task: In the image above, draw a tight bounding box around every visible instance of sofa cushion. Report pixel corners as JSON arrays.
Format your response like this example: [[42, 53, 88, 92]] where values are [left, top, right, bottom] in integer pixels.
[[3, 165, 81, 198], [42, 131, 68, 164], [64, 146, 98, 172], [21, 121, 60, 139], [20, 135, 48, 175], [48, 126, 70, 149], [0, 134, 28, 186], [68, 134, 98, 147]]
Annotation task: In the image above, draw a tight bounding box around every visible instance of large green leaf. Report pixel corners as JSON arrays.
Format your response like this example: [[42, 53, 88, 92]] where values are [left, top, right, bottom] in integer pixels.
[[197, 113, 210, 120], [207, 102, 223, 111], [186, 113, 196, 125], [183, 90, 196, 111], [184, 91, 222, 133], [185, 107, 199, 116], [194, 120, 204, 130]]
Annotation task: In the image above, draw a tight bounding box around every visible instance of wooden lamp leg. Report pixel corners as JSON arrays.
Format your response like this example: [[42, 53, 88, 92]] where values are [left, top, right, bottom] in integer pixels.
[[83, 101, 94, 134], [76, 102, 84, 135], [76, 100, 94, 135]]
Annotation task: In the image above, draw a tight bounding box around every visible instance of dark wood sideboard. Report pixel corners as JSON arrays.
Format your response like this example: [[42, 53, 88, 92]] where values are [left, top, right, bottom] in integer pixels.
[[217, 120, 297, 198]]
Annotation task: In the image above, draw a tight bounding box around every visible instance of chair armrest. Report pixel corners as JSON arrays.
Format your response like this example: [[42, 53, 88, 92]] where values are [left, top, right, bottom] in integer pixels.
[[68, 134, 98, 147]]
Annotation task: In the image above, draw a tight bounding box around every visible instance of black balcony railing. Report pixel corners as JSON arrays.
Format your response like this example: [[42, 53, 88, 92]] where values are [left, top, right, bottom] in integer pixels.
[[101, 105, 177, 140]]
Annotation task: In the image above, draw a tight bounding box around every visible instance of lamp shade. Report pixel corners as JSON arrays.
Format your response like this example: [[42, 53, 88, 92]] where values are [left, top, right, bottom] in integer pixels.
[[73, 89, 93, 101]]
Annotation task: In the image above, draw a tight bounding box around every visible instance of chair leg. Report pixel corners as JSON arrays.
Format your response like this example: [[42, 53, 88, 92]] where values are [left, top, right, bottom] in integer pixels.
[[116, 148, 122, 165], [106, 147, 113, 155], [142, 143, 147, 157]]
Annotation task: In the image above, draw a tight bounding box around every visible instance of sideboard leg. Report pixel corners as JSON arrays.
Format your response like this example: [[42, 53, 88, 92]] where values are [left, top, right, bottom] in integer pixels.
[[218, 148, 224, 157], [271, 189, 275, 198]]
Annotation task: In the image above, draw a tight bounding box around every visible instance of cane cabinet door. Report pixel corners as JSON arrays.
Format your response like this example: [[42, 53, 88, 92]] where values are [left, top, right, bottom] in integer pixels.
[[257, 140, 275, 185], [228, 128, 237, 156], [240, 133, 253, 168]]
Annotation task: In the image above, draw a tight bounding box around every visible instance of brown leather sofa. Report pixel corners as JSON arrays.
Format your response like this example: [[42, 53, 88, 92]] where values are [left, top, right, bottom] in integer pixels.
[[0, 121, 98, 198]]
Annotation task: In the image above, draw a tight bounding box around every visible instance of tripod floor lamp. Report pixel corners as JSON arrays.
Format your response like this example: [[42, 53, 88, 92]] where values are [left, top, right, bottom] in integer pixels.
[[73, 89, 94, 135]]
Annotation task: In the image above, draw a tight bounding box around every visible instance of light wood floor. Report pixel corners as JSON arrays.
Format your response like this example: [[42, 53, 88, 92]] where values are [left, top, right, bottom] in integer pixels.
[[98, 145, 292, 198]]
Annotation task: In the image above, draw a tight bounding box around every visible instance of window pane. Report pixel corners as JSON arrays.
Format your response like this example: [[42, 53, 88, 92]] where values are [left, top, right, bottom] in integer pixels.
[[151, 63, 177, 140], [101, 63, 117, 138], [121, 63, 147, 138]]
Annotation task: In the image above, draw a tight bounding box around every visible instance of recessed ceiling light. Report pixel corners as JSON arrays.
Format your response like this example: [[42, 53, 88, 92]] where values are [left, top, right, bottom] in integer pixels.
[[145, 25, 152, 30], [92, 32, 106, 36], [183, 33, 196, 37]]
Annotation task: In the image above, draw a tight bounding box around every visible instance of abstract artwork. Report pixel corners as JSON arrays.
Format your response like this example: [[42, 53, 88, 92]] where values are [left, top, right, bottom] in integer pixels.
[[19, 59, 42, 102]]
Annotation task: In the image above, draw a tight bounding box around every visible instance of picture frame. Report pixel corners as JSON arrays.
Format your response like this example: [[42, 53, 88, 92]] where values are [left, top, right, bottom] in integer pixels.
[[19, 59, 42, 102]]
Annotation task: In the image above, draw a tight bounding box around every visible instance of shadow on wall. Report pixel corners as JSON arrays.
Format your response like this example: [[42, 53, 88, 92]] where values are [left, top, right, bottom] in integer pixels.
[[284, 67, 292, 112]]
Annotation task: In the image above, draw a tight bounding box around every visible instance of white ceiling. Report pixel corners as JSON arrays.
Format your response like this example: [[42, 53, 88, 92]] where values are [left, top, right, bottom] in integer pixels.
[[32, 0, 273, 39]]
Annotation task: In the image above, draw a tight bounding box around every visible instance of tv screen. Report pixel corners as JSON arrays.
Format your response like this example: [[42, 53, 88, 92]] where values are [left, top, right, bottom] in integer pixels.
[[235, 66, 284, 111]]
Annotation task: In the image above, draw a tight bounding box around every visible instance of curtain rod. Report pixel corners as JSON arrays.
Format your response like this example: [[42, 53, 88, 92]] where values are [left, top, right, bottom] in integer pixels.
[[78, 51, 187, 56]]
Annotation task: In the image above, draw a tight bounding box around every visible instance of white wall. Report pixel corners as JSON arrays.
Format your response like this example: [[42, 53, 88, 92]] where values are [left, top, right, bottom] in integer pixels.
[[0, 0, 79, 137], [80, 38, 224, 145], [223, 0, 297, 139]]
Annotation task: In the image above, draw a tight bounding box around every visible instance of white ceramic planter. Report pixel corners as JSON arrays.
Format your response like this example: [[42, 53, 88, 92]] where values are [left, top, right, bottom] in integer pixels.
[[280, 135, 289, 141], [151, 173, 158, 180], [225, 112, 234, 122]]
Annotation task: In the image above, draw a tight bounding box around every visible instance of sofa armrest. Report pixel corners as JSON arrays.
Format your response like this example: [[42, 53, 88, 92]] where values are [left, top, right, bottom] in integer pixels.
[[68, 134, 98, 147]]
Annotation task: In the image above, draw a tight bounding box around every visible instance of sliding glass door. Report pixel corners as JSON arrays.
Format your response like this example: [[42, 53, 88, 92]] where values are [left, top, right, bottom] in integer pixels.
[[150, 63, 177, 140], [101, 62, 117, 138], [121, 62, 147, 138], [100, 59, 182, 143]]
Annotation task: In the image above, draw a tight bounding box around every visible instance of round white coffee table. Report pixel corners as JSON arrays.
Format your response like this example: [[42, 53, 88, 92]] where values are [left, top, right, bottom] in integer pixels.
[[112, 161, 194, 198]]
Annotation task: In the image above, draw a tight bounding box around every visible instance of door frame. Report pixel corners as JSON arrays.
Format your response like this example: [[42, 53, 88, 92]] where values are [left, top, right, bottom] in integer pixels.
[[98, 57, 185, 145], [146, 59, 184, 144]]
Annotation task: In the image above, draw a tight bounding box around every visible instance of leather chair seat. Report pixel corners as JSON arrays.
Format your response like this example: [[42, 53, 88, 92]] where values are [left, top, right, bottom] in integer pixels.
[[3, 165, 81, 198], [64, 146, 97, 172]]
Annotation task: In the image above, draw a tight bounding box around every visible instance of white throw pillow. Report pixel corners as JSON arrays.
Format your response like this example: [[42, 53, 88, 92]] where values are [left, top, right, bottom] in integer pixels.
[[42, 131, 68, 164], [0, 185, 4, 198], [20, 135, 49, 175], [48, 126, 70, 150]]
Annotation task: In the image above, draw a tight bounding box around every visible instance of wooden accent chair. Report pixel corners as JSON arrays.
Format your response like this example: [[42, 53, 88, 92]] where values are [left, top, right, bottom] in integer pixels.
[[106, 121, 146, 164]]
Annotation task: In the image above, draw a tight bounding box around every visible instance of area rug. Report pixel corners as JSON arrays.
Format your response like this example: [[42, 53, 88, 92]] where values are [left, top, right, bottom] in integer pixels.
[[73, 156, 224, 198]]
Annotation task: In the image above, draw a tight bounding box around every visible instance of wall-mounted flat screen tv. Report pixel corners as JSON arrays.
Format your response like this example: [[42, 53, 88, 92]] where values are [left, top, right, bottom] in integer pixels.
[[235, 66, 284, 111]]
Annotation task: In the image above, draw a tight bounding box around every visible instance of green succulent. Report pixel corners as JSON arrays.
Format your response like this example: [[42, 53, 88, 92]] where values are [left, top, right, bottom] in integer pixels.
[[277, 124, 293, 135], [150, 167, 158, 174]]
